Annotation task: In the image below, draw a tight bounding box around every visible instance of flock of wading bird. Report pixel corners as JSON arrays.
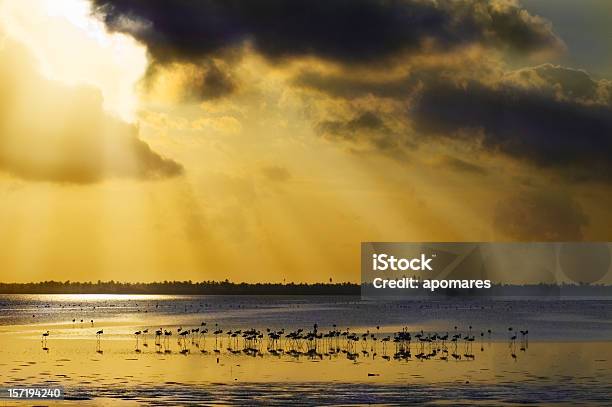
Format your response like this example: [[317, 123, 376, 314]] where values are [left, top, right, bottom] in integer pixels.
[[42, 321, 529, 361]]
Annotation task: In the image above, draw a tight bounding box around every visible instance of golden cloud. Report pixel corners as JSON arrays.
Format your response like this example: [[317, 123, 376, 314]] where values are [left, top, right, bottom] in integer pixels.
[[0, 37, 182, 183]]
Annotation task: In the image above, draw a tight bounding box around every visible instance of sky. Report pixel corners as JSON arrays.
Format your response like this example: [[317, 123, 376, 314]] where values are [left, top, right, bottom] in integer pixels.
[[0, 0, 610, 283]]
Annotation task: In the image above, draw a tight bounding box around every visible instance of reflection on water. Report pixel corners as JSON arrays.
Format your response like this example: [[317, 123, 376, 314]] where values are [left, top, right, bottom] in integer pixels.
[[1, 294, 611, 341], [0, 295, 610, 405]]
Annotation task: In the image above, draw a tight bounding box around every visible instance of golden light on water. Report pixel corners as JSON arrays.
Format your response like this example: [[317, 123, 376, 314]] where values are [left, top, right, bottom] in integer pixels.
[[25, 293, 176, 302]]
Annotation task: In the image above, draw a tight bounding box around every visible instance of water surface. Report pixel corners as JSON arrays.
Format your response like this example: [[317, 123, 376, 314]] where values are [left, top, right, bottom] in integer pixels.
[[0, 295, 610, 405]]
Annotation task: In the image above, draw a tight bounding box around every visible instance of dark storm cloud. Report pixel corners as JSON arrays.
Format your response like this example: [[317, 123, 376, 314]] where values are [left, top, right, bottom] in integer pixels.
[[169, 61, 236, 101], [292, 63, 466, 100], [493, 189, 588, 240], [320, 111, 388, 135], [412, 78, 612, 181], [295, 62, 612, 103], [440, 156, 488, 175], [197, 63, 236, 100], [304, 63, 612, 182], [511, 64, 612, 104], [293, 71, 415, 99], [318, 112, 409, 154], [91, 0, 561, 65], [90, 0, 611, 185]]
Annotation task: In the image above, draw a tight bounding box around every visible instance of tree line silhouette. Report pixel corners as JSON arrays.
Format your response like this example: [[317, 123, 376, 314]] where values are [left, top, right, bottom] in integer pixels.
[[0, 280, 610, 296], [0, 280, 359, 295]]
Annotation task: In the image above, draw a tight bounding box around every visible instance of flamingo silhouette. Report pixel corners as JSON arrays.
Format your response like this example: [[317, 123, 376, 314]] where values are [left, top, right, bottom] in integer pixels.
[[134, 330, 142, 345], [179, 330, 189, 353], [38, 321, 533, 366], [508, 327, 517, 346]]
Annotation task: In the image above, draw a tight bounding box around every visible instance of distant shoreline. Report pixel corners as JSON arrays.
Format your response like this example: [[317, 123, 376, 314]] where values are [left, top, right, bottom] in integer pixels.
[[0, 281, 611, 296], [0, 281, 360, 295]]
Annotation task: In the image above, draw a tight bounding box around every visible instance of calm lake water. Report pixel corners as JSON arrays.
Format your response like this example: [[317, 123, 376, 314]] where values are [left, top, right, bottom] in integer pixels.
[[1, 294, 611, 340], [0, 295, 611, 405]]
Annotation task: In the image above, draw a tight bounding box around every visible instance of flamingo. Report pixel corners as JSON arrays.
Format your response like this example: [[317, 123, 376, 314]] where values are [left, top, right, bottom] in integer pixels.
[[164, 330, 172, 345], [508, 327, 517, 345], [162, 330, 172, 352], [179, 330, 189, 353], [519, 329, 529, 350], [133, 330, 141, 345]]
